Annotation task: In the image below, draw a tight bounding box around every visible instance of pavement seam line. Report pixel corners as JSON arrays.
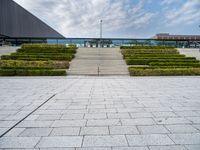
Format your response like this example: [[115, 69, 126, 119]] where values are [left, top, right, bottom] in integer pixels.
[[0, 94, 56, 138]]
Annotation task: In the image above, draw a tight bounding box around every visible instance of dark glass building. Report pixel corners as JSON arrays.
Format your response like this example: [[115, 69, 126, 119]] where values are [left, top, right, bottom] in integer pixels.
[[0, 0, 200, 48]]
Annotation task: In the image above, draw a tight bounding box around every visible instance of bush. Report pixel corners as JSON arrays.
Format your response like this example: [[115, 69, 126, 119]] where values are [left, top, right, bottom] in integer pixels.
[[17, 48, 76, 54], [129, 68, 200, 76], [0, 69, 67, 76], [150, 62, 200, 67], [126, 59, 199, 65], [22, 44, 66, 49], [124, 54, 185, 58], [122, 49, 179, 55], [0, 60, 69, 69], [1, 55, 73, 61], [68, 44, 77, 49], [121, 46, 175, 49]]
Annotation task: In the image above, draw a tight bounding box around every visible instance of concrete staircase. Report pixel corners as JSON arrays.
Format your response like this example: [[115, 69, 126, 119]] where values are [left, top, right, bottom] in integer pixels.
[[68, 48, 129, 76]]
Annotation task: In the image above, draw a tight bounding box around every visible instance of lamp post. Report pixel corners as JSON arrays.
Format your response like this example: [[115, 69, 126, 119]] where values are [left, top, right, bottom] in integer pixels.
[[100, 20, 103, 47]]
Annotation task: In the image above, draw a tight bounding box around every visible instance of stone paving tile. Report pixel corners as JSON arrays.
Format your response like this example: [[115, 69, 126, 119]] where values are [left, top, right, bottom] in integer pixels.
[[5, 128, 25, 137], [165, 125, 199, 133], [137, 125, 169, 134], [37, 115, 61, 121], [77, 148, 111, 150], [112, 147, 148, 150], [17, 121, 53, 128], [121, 118, 155, 126], [83, 135, 128, 147], [0, 137, 40, 148], [149, 145, 187, 150], [130, 112, 153, 118], [186, 117, 200, 123], [169, 133, 200, 144], [185, 145, 200, 150], [84, 113, 107, 119], [107, 113, 130, 119], [152, 112, 177, 117], [61, 114, 84, 120], [19, 128, 52, 137], [126, 134, 175, 146], [51, 120, 86, 127], [36, 136, 83, 148], [50, 127, 80, 136], [154, 117, 191, 125], [0, 128, 8, 135], [109, 126, 139, 135], [80, 127, 109, 135], [0, 121, 18, 128], [87, 119, 121, 126]]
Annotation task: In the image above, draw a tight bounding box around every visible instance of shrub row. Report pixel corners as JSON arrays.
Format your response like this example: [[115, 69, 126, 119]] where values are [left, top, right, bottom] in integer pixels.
[[22, 44, 66, 49], [0, 60, 69, 69], [150, 62, 200, 67], [121, 46, 175, 49], [0, 69, 66, 76], [124, 54, 185, 57], [17, 48, 76, 54], [1, 55, 73, 61], [126, 59, 199, 65], [125, 57, 196, 60], [122, 49, 178, 55], [129, 68, 200, 76]]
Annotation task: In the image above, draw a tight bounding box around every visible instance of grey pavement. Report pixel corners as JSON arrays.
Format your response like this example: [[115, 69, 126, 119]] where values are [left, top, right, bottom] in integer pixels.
[[68, 48, 129, 76], [0, 76, 200, 149], [178, 48, 200, 60], [0, 46, 19, 57]]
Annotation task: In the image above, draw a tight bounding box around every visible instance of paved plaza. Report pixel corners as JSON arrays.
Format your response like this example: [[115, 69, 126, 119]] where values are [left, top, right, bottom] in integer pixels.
[[0, 76, 200, 149]]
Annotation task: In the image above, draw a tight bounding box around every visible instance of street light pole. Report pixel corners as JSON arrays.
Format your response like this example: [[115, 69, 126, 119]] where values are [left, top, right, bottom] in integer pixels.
[[100, 20, 103, 47]]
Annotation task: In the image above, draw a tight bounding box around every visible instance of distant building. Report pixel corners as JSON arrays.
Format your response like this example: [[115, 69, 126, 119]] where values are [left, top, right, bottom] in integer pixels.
[[0, 0, 64, 45], [154, 33, 200, 41]]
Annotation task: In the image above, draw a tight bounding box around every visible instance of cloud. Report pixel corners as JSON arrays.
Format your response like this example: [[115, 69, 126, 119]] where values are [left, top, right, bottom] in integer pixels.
[[161, 0, 177, 5], [13, 0, 155, 38], [164, 0, 200, 26]]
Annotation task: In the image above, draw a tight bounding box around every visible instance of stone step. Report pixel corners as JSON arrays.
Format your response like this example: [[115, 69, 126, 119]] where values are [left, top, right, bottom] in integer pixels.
[[68, 48, 129, 76]]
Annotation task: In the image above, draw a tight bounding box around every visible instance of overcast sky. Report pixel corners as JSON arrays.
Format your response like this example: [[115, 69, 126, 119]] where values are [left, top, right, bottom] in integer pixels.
[[13, 0, 200, 38]]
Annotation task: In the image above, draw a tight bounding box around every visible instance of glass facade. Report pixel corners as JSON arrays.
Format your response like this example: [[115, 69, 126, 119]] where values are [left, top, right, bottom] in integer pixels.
[[0, 37, 200, 48]]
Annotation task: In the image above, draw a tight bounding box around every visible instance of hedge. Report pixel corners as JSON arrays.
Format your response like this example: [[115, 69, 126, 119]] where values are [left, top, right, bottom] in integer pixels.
[[17, 48, 76, 54], [0, 60, 69, 69], [121, 46, 175, 49], [21, 44, 66, 49], [1, 55, 73, 61], [125, 57, 196, 60], [10, 53, 75, 57], [124, 54, 185, 58], [122, 49, 178, 54], [129, 68, 200, 76], [0, 69, 67, 76], [150, 62, 200, 67], [126, 59, 199, 65]]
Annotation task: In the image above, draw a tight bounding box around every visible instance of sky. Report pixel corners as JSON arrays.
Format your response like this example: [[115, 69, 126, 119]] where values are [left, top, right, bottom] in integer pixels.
[[13, 0, 200, 38]]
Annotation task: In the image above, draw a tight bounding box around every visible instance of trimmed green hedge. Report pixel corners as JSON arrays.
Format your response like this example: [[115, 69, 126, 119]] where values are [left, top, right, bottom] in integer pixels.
[[22, 44, 66, 49], [17, 48, 76, 54], [122, 49, 179, 54], [129, 68, 200, 76], [126, 59, 199, 65], [125, 57, 196, 60], [0, 69, 66, 76], [150, 62, 200, 67], [1, 55, 73, 61], [124, 54, 186, 58], [121, 46, 175, 49], [0, 60, 69, 69]]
